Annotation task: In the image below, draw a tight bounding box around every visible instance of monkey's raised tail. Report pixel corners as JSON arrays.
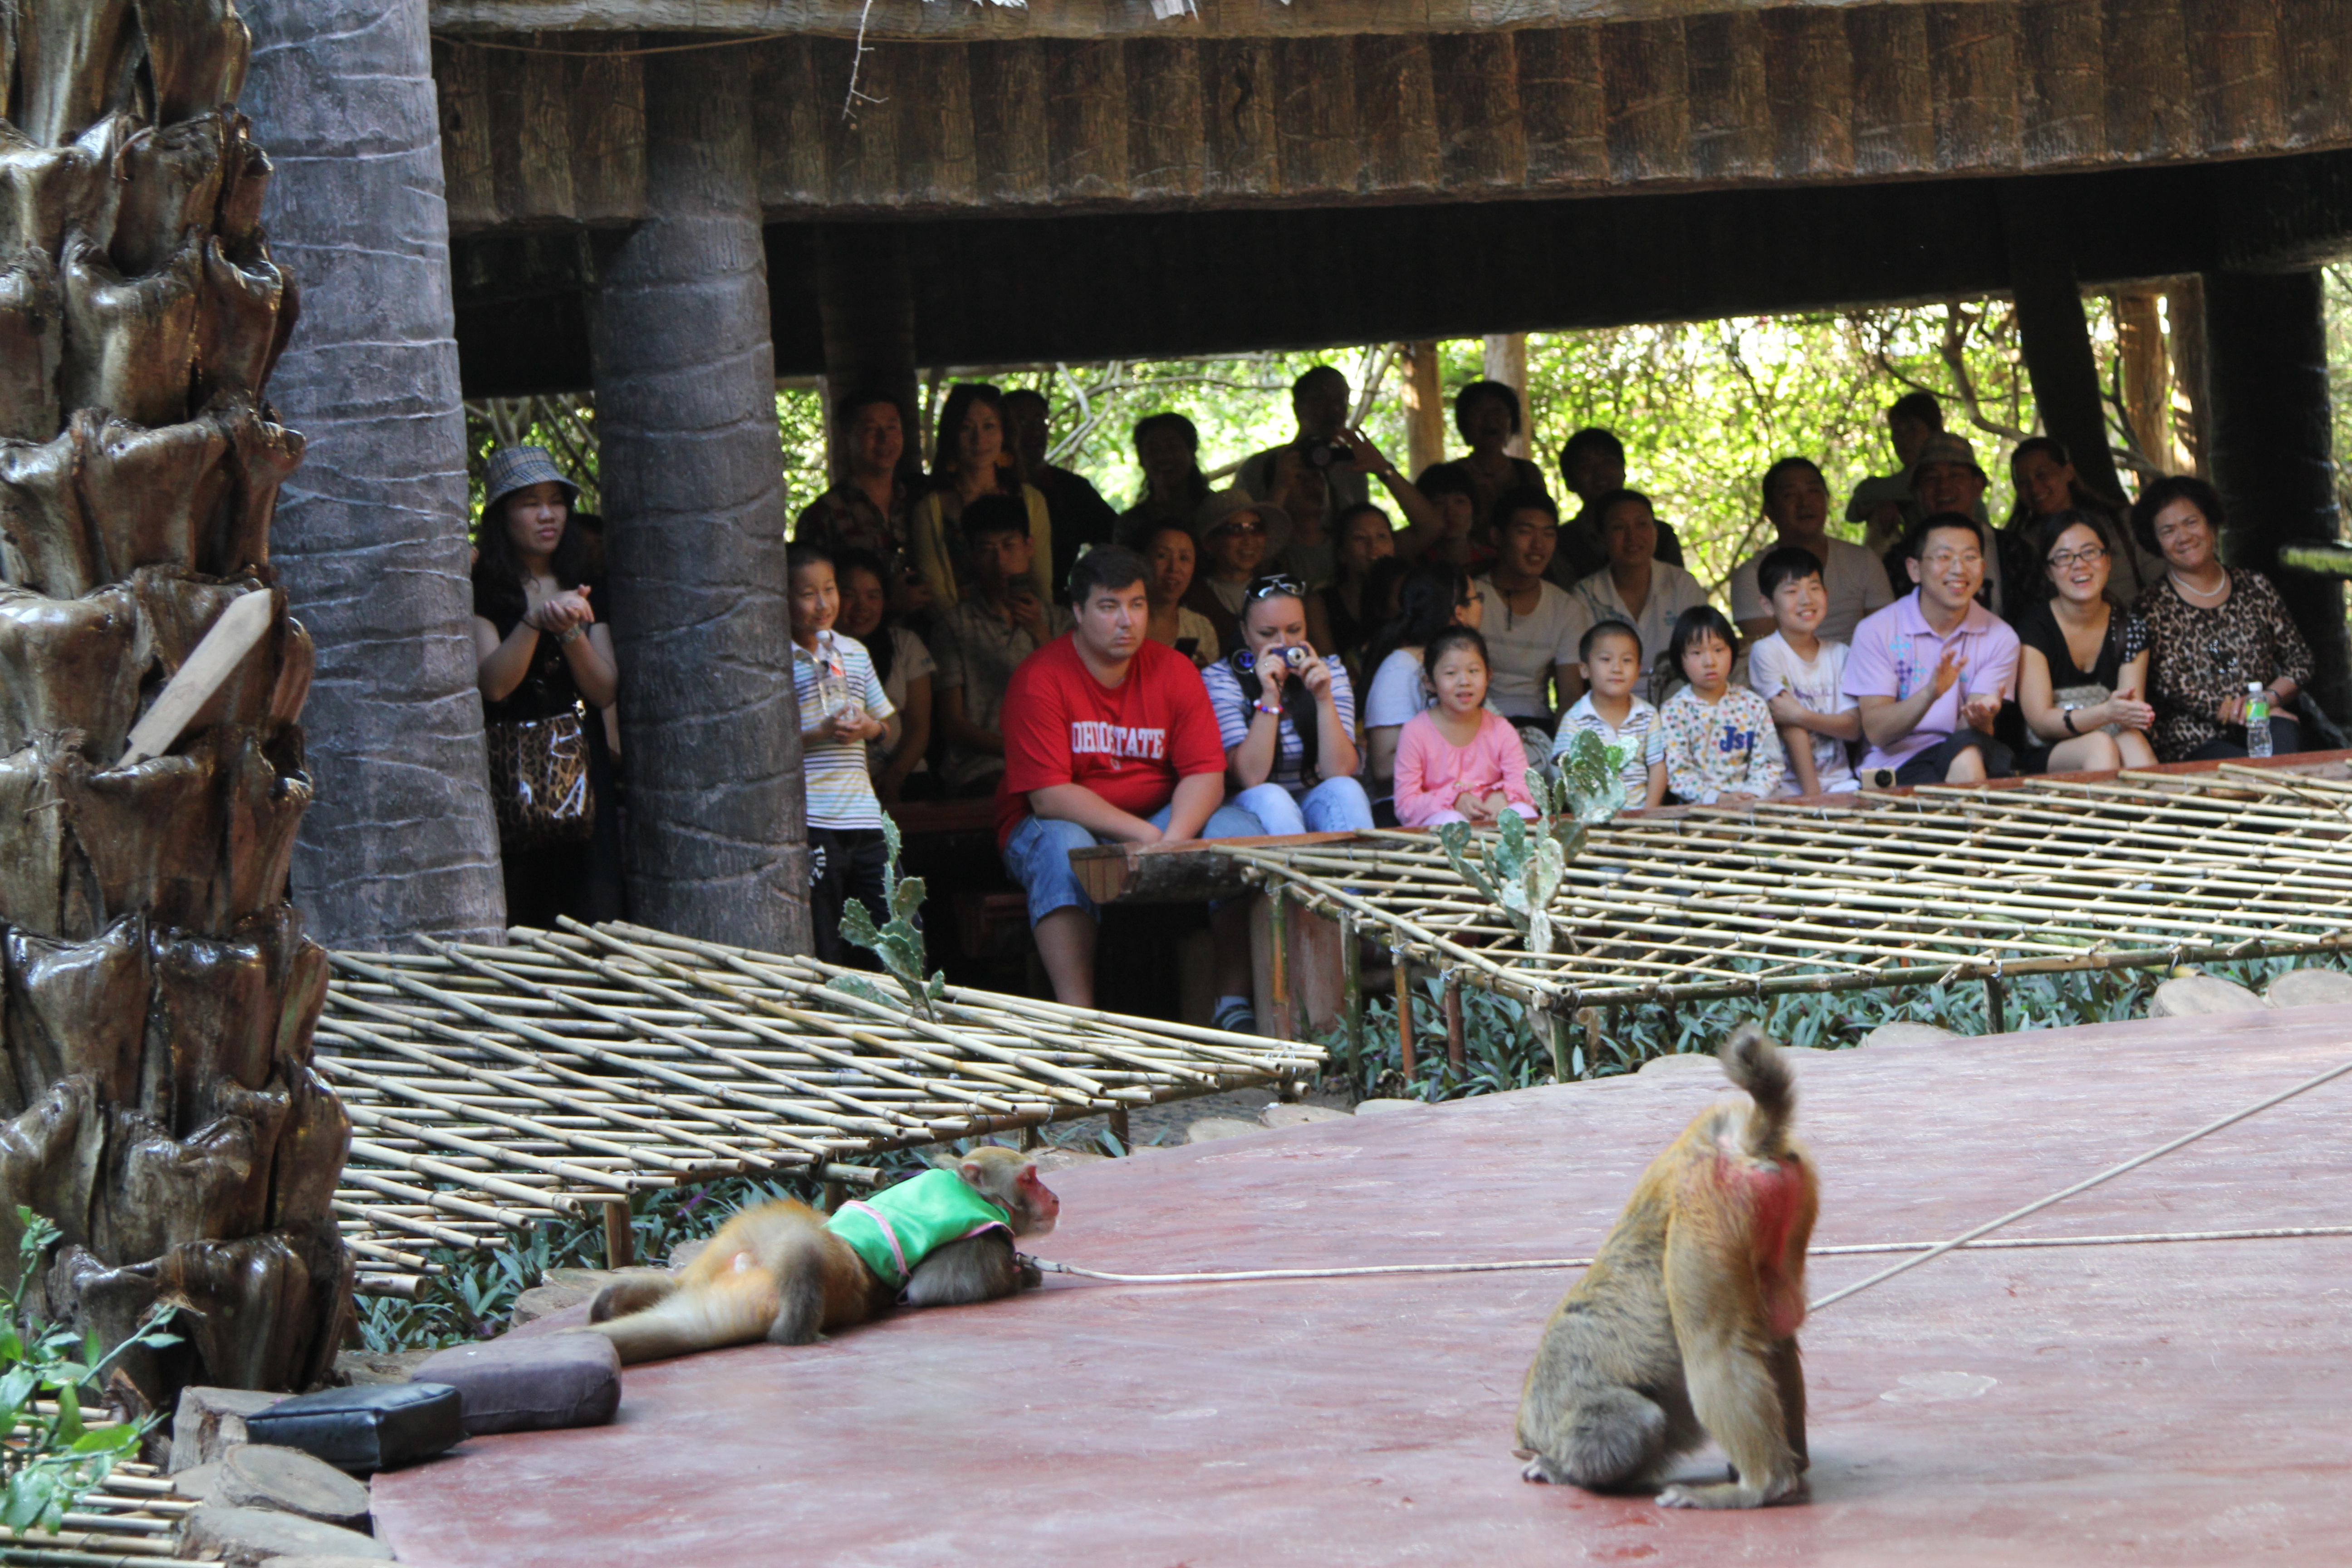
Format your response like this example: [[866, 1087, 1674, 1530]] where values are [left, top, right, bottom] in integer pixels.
[[1719, 1025, 1797, 1156]]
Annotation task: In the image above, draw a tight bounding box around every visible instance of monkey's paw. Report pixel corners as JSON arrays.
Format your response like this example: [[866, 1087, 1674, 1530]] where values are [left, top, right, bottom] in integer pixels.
[[1517, 1453, 1568, 1485]]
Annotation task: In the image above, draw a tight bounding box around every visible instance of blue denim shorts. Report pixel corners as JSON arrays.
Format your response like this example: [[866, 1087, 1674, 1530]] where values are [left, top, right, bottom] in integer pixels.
[[1002, 801, 1268, 925]]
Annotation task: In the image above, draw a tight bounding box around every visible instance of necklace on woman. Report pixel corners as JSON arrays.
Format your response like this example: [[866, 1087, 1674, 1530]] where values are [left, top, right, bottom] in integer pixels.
[[2169, 568, 2228, 603]]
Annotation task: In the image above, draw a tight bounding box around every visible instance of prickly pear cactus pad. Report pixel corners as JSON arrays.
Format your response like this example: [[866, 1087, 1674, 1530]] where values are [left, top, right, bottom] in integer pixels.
[[0, 0, 349, 1407]]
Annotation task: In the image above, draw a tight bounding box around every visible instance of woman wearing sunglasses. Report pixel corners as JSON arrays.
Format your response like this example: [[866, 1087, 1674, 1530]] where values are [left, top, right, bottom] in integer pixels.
[[1183, 489, 1287, 656], [1199, 574, 1375, 836]]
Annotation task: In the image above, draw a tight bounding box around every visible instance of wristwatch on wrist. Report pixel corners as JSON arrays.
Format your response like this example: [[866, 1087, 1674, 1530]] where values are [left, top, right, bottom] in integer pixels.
[[2061, 707, 2078, 735], [558, 624, 585, 646]]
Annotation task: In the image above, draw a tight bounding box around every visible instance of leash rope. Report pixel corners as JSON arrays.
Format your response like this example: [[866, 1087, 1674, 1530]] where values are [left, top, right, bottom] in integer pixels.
[[1029, 1224, 2352, 1287], [1030, 1048, 2352, 1308]]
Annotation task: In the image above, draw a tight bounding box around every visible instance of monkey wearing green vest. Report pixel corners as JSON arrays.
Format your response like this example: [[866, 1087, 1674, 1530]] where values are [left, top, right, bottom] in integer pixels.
[[1514, 1025, 1817, 1509], [583, 1146, 1061, 1365]]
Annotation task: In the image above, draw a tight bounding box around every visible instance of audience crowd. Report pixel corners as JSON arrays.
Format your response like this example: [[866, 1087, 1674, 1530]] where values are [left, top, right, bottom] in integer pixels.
[[473, 367, 2326, 1012]]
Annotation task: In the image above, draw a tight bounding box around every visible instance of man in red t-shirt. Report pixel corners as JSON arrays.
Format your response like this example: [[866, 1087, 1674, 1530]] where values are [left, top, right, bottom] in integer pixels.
[[999, 546, 1269, 1023]]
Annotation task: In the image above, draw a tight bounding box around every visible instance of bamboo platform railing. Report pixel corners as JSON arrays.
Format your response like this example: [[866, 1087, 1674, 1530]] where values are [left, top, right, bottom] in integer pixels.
[[320, 921, 1323, 1296], [0, 1436, 209, 1568], [1211, 766, 2352, 1053]]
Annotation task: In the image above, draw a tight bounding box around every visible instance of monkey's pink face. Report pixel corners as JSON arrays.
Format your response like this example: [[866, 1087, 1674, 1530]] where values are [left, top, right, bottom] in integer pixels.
[[1017, 1164, 1060, 1236]]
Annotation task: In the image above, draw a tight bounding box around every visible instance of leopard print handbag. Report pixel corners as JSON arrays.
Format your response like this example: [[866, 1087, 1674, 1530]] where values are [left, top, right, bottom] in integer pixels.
[[485, 706, 596, 849]]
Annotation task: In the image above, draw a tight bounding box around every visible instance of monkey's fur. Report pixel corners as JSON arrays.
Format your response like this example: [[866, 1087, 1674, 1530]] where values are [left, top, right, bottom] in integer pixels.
[[583, 1147, 1060, 1365], [1515, 1026, 1818, 1509]]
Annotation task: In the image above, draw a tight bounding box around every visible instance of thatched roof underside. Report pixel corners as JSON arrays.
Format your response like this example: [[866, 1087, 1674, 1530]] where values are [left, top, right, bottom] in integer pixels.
[[432, 0, 2352, 228]]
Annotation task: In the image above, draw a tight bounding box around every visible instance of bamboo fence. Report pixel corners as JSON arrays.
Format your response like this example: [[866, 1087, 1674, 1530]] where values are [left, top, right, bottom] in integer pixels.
[[1221, 767, 2352, 1054], [0, 1432, 209, 1568], [320, 920, 1322, 1295]]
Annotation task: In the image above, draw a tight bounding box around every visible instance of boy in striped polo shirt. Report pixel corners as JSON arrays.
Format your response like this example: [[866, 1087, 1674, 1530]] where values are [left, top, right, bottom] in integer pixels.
[[790, 544, 897, 963]]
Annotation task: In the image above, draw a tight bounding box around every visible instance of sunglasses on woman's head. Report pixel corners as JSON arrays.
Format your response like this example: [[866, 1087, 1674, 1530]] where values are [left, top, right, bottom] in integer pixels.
[[1218, 519, 1269, 538], [1246, 574, 1306, 599]]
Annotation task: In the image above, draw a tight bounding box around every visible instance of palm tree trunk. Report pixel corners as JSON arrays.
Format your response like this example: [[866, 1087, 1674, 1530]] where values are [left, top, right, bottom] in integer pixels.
[[240, 0, 508, 950], [591, 43, 811, 953], [0, 2, 349, 1405]]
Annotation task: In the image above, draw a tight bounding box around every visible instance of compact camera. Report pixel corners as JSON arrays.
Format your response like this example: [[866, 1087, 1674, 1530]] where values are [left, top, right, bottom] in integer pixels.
[[1298, 435, 1352, 470], [1278, 645, 1315, 671]]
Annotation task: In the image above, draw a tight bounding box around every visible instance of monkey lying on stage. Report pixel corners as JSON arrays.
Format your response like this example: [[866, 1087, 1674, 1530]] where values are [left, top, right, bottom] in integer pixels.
[[583, 1146, 1060, 1365], [1514, 1025, 1818, 1509]]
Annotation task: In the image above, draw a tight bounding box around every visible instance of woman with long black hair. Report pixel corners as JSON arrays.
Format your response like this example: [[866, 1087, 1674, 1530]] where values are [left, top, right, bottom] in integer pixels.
[[471, 446, 624, 926], [1357, 562, 1484, 817], [906, 383, 1053, 609]]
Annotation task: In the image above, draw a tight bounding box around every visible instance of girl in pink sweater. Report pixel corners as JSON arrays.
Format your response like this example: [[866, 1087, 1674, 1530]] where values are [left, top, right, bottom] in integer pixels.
[[1393, 628, 1538, 827]]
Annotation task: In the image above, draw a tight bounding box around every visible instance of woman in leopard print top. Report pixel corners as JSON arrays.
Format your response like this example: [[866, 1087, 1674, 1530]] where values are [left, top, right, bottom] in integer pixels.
[[2132, 476, 2313, 762]]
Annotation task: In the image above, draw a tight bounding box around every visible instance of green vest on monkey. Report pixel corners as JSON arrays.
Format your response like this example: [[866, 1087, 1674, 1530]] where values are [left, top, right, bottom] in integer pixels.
[[826, 1168, 1014, 1292]]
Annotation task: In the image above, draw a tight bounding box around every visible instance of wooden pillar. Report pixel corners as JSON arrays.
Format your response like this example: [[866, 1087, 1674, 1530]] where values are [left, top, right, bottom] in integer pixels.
[[592, 43, 811, 952], [242, 0, 507, 947], [1484, 333, 1530, 459], [2111, 287, 2176, 477], [1401, 341, 1447, 478], [2167, 276, 2210, 477], [816, 225, 921, 484], [2202, 268, 2350, 724], [2003, 189, 2127, 506]]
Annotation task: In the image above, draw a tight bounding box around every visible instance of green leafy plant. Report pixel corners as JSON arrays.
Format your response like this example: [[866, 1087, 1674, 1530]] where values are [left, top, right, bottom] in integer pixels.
[[1323, 955, 2347, 1104], [835, 816, 947, 1020], [1549, 729, 1632, 825], [0, 1209, 177, 1536]]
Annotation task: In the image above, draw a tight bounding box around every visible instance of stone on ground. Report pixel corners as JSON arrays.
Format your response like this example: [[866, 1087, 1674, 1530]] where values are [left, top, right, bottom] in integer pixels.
[[263, 1559, 407, 1568], [218, 1444, 373, 1530], [334, 1348, 436, 1387], [170, 1387, 286, 1472], [2263, 967, 2352, 1010], [510, 1265, 669, 1328], [1861, 1022, 1962, 1048], [1352, 1098, 1423, 1115], [178, 1502, 391, 1565], [1638, 1051, 1720, 1074], [1185, 1117, 1262, 1143], [1031, 1147, 1109, 1173], [2150, 974, 2268, 1017], [172, 1462, 223, 1500], [1259, 1103, 1351, 1128]]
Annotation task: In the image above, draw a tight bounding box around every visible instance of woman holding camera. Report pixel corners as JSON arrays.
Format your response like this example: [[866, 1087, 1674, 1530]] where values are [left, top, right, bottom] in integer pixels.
[[1199, 575, 1374, 836]]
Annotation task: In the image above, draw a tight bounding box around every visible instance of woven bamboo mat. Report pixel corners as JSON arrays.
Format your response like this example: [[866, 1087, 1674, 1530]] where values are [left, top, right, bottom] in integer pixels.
[[319, 921, 1323, 1294]]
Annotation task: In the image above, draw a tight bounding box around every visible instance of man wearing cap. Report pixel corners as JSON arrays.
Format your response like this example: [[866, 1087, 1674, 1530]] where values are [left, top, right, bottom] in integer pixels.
[[1883, 431, 2009, 616], [1181, 490, 1286, 656], [1844, 511, 2021, 786]]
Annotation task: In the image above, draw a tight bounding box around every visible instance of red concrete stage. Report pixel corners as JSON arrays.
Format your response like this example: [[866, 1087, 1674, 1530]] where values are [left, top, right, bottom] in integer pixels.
[[372, 1008, 2352, 1566]]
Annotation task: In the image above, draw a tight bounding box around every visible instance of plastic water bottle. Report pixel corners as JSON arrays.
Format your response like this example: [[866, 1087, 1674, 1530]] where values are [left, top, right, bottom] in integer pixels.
[[2244, 682, 2273, 758]]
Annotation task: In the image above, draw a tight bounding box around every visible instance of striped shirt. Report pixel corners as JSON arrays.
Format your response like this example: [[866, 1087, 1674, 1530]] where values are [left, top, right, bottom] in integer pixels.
[[1201, 651, 1358, 796], [1553, 692, 1658, 805], [792, 630, 896, 830]]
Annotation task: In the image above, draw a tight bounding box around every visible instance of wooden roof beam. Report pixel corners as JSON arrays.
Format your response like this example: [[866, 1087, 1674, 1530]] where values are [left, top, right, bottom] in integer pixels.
[[428, 0, 2060, 44]]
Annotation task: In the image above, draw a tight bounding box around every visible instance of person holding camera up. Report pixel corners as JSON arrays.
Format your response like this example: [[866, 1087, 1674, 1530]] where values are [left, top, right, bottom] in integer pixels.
[[1238, 366, 1368, 521], [1200, 576, 1375, 836]]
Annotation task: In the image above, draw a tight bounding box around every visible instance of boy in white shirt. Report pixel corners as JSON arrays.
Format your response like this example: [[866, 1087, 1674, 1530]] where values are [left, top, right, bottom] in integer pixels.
[[1747, 546, 1863, 795], [1552, 619, 1656, 809]]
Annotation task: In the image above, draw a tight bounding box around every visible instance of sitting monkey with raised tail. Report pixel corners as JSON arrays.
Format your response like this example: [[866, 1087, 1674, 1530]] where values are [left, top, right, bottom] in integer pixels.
[[583, 1146, 1059, 1364], [1515, 1025, 1818, 1509]]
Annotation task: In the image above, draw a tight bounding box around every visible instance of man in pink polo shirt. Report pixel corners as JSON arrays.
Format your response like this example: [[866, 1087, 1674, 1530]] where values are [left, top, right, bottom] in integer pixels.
[[1842, 512, 2021, 786]]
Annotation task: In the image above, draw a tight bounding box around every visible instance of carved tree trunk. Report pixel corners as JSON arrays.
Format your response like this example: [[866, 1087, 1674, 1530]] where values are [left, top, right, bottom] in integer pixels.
[[0, 0, 349, 1405], [237, 0, 508, 950]]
